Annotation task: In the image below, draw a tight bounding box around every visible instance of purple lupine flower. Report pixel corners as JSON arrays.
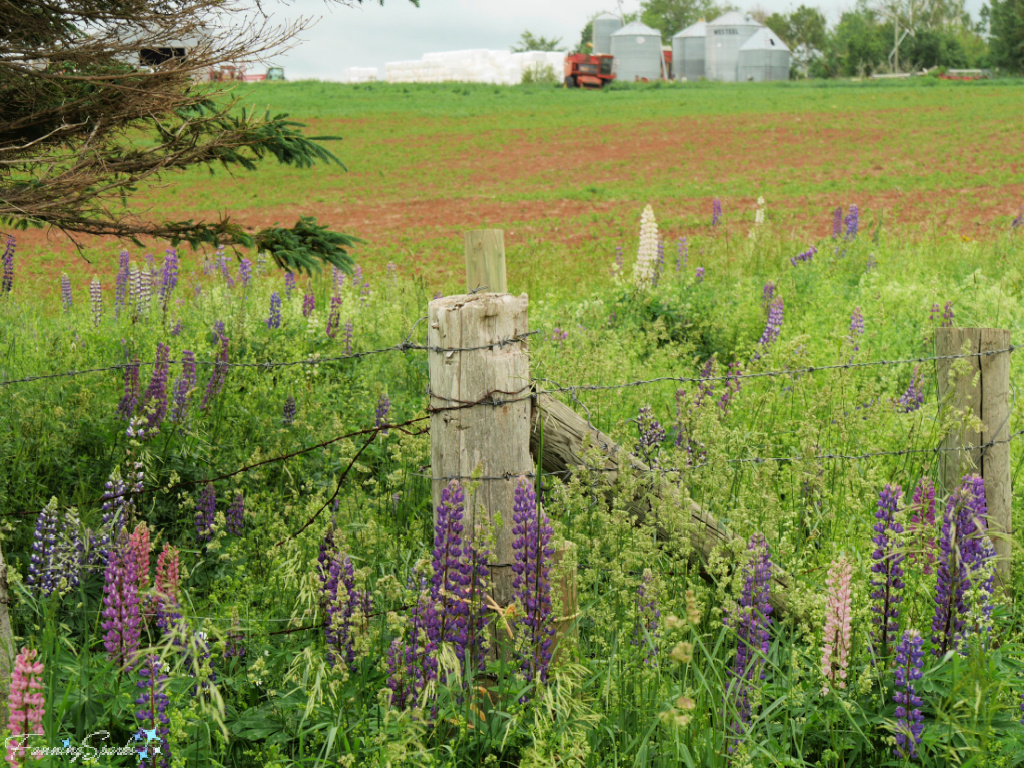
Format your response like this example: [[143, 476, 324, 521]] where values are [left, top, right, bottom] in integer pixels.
[[832, 206, 842, 239], [758, 298, 784, 350], [929, 303, 941, 323], [138, 343, 171, 433], [60, 273, 72, 313], [195, 484, 216, 543], [169, 350, 196, 424], [225, 493, 244, 536], [712, 198, 722, 227], [762, 282, 775, 311], [719, 361, 742, 413], [115, 250, 130, 317], [332, 265, 346, 294], [284, 271, 296, 298], [282, 395, 296, 426], [239, 258, 251, 288], [511, 477, 555, 687], [387, 261, 398, 282], [613, 244, 623, 276], [942, 301, 954, 327], [374, 393, 391, 436], [219, 250, 233, 287], [1, 236, 13, 294], [266, 292, 282, 329], [893, 630, 925, 759], [932, 475, 994, 656], [870, 484, 905, 659], [161, 249, 179, 307], [95, 463, 142, 566], [27, 498, 59, 597], [89, 278, 103, 327], [387, 577, 439, 709], [316, 534, 372, 670], [550, 328, 568, 343], [344, 319, 354, 356], [790, 246, 817, 267], [694, 266, 705, 283], [635, 404, 665, 467], [134, 654, 171, 768], [844, 205, 859, 239], [352, 264, 362, 285], [897, 366, 924, 413], [677, 236, 687, 272], [431, 481, 472, 667], [653, 240, 665, 286], [695, 358, 716, 408], [302, 291, 315, 318], [116, 356, 142, 421], [908, 476, 937, 575], [726, 533, 773, 746], [360, 282, 371, 303], [325, 295, 342, 338], [849, 307, 864, 349], [199, 334, 229, 411], [633, 570, 659, 664], [101, 533, 142, 669]]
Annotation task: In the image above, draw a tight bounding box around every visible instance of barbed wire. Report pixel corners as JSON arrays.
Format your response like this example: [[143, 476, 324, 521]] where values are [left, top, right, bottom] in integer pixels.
[[0, 328, 539, 388]]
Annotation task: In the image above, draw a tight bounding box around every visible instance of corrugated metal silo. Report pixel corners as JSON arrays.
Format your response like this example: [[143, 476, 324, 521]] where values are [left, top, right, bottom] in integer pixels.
[[671, 21, 706, 81], [737, 27, 791, 81], [705, 12, 762, 82], [592, 13, 623, 55], [610, 20, 663, 82]]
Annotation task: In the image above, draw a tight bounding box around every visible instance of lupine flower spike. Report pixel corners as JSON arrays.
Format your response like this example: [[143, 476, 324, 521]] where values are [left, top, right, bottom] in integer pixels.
[[195, 484, 216, 543], [135, 654, 171, 767], [226, 494, 245, 535], [907, 477, 937, 574], [893, 630, 925, 759], [90, 277, 103, 326], [1, 236, 14, 294], [821, 556, 853, 693], [511, 477, 555, 688], [101, 532, 142, 669], [60, 273, 72, 313], [632, 204, 658, 290], [870, 484, 905, 659], [5, 647, 45, 767]]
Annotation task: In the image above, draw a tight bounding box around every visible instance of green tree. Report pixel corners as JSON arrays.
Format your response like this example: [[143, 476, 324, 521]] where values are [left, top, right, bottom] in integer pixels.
[[816, 5, 890, 76], [576, 18, 595, 52], [986, 0, 1024, 70], [766, 5, 828, 75], [0, 0, 417, 274], [510, 30, 564, 52], [639, 0, 733, 38]]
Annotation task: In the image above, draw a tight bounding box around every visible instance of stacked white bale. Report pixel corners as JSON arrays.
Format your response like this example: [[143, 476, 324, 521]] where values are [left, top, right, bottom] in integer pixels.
[[386, 49, 565, 84], [341, 67, 380, 83]]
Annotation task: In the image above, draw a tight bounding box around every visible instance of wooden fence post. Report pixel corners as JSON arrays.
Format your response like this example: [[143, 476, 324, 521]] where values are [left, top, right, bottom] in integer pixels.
[[935, 327, 1013, 593], [428, 230, 530, 605]]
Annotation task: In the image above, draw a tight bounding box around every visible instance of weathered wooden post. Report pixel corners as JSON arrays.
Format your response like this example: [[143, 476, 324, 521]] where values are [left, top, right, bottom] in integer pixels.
[[428, 230, 531, 605], [935, 327, 1013, 593]]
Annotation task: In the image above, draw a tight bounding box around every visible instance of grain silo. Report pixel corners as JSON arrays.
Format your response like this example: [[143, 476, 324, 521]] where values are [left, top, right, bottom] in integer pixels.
[[610, 20, 663, 82], [671, 21, 706, 81], [737, 27, 791, 82], [592, 13, 623, 55], [705, 12, 762, 82]]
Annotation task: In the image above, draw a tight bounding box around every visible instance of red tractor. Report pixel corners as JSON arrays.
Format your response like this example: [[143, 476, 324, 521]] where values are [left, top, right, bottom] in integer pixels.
[[563, 53, 615, 89]]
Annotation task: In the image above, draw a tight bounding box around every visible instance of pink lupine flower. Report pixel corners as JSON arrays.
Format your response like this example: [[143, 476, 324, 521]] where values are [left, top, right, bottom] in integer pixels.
[[6, 647, 46, 767], [128, 522, 151, 594], [155, 544, 181, 605], [821, 556, 853, 693]]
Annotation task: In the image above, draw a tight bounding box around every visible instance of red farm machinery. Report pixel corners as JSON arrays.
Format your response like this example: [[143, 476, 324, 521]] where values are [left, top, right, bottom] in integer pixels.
[[563, 53, 615, 88]]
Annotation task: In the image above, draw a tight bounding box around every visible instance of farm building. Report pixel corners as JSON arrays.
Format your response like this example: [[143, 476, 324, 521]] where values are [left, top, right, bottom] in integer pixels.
[[610, 21, 664, 82], [592, 13, 624, 54], [704, 12, 762, 82], [737, 28, 791, 81], [672, 20, 707, 81]]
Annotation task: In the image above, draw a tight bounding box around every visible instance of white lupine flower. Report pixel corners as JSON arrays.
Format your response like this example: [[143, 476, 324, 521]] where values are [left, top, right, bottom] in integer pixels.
[[755, 197, 766, 226], [632, 204, 658, 290]]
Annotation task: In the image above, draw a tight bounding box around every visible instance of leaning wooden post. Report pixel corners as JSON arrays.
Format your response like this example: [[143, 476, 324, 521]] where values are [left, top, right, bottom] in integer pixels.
[[936, 327, 1013, 593], [428, 230, 531, 605]]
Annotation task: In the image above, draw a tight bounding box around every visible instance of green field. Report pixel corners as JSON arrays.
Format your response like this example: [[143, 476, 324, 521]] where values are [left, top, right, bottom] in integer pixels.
[[2, 79, 1024, 767]]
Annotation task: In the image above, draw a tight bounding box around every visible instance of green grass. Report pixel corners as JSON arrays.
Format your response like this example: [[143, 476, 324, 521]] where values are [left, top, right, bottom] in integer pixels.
[[2, 77, 1024, 767]]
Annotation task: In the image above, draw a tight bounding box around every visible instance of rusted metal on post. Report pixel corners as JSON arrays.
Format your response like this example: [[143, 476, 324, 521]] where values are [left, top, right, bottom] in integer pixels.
[[935, 327, 1013, 593], [428, 229, 530, 605], [464, 230, 507, 294]]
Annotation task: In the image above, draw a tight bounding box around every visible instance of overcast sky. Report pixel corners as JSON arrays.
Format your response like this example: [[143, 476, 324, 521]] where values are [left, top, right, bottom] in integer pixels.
[[261, 0, 983, 80]]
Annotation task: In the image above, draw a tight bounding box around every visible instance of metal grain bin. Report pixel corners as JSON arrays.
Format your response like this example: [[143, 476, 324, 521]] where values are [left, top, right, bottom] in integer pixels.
[[610, 20, 663, 82], [705, 11, 762, 82], [592, 13, 623, 55], [737, 27, 791, 81], [671, 21, 706, 81]]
